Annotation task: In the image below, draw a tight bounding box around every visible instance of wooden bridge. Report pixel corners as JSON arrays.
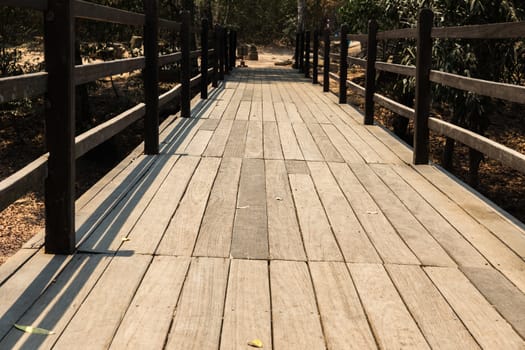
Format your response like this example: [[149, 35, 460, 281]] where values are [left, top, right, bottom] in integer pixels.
[[2, 58, 525, 349]]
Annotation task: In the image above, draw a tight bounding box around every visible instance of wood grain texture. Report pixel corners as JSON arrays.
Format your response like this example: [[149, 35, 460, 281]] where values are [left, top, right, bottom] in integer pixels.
[[310, 262, 377, 349], [349, 263, 430, 349], [220, 260, 272, 350], [386, 264, 479, 349], [231, 158, 268, 259], [266, 160, 306, 261], [278, 121, 304, 160], [308, 162, 380, 263], [292, 123, 324, 161], [157, 157, 221, 256], [193, 157, 242, 257], [371, 164, 488, 267], [53, 254, 151, 350], [166, 258, 230, 349], [425, 266, 525, 349], [351, 163, 455, 267], [204, 119, 234, 157], [322, 124, 364, 164], [329, 162, 419, 265], [245, 120, 264, 158], [110, 256, 190, 349], [289, 173, 343, 261], [263, 122, 284, 159], [271, 260, 326, 350], [223, 120, 248, 158], [306, 123, 344, 162]]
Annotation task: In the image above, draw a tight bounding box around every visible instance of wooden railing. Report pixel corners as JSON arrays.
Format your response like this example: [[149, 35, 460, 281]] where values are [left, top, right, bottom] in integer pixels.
[[0, 0, 237, 254], [295, 10, 525, 174]]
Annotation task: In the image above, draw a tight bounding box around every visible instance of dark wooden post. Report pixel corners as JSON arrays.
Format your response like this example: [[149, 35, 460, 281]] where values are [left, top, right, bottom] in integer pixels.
[[229, 30, 236, 68], [144, 0, 159, 153], [44, 0, 75, 253], [312, 29, 319, 84], [181, 11, 191, 118], [216, 26, 224, 81], [364, 19, 378, 125], [304, 30, 310, 78], [323, 28, 330, 92], [212, 26, 219, 87], [294, 32, 299, 69], [224, 29, 230, 74], [201, 18, 209, 99], [339, 24, 348, 104], [298, 31, 304, 72], [413, 9, 433, 164]]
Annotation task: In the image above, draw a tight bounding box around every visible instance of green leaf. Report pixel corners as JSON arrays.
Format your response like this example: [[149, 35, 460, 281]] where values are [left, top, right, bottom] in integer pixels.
[[14, 324, 55, 335]]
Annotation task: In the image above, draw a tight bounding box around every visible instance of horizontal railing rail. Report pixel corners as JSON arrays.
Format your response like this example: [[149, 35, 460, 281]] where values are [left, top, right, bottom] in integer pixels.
[[0, 0, 237, 253], [295, 10, 525, 176]]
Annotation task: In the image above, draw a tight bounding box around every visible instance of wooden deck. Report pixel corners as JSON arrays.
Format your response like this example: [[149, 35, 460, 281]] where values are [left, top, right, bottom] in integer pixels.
[[2, 61, 525, 349]]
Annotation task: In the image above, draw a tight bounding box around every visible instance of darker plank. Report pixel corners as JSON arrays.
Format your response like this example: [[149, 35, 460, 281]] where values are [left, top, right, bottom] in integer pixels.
[[231, 158, 268, 259]]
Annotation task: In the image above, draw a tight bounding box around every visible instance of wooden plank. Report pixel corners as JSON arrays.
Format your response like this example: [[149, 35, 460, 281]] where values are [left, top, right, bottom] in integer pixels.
[[263, 122, 284, 159], [393, 165, 525, 273], [193, 158, 242, 258], [73, 0, 145, 26], [386, 264, 480, 349], [330, 117, 383, 163], [110, 256, 190, 349], [220, 260, 271, 350], [431, 21, 525, 39], [250, 101, 263, 120], [79, 154, 180, 253], [278, 122, 304, 160], [321, 124, 364, 164], [271, 260, 326, 350], [200, 118, 220, 131], [330, 162, 419, 265], [172, 119, 205, 154], [0, 252, 70, 340], [266, 160, 306, 261], [306, 123, 344, 162], [236, 100, 251, 121], [244, 120, 264, 159], [223, 120, 248, 158], [462, 266, 525, 339], [365, 125, 413, 164], [203, 119, 234, 157], [425, 266, 525, 349], [416, 165, 525, 259], [371, 164, 488, 267], [75, 57, 145, 85], [208, 89, 235, 119], [184, 130, 214, 155], [262, 100, 276, 121], [0, 254, 111, 349], [308, 162, 381, 263], [310, 262, 377, 349], [0, 72, 47, 104], [165, 257, 229, 349], [375, 61, 415, 77], [289, 173, 343, 261], [292, 123, 324, 161], [283, 102, 302, 123], [53, 254, 151, 349], [157, 157, 221, 256], [374, 93, 415, 120], [285, 160, 310, 174], [349, 263, 430, 349], [0, 248, 38, 287], [351, 163, 455, 267], [273, 102, 290, 123], [231, 159, 268, 259]]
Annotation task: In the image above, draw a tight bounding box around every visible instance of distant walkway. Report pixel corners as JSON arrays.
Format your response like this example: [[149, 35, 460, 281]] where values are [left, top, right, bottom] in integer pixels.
[[1, 60, 525, 349]]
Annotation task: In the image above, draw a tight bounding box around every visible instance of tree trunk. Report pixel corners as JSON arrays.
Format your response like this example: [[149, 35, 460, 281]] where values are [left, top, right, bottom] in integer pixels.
[[297, 0, 306, 32]]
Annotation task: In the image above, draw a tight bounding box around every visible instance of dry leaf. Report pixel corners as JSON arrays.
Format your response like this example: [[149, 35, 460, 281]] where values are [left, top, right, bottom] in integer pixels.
[[366, 211, 378, 215], [122, 237, 130, 241], [14, 324, 55, 335], [248, 338, 263, 348]]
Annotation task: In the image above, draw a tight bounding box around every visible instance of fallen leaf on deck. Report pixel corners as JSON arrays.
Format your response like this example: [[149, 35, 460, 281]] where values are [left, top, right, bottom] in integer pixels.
[[122, 237, 131, 241], [237, 205, 250, 209], [248, 338, 263, 348], [14, 324, 55, 335]]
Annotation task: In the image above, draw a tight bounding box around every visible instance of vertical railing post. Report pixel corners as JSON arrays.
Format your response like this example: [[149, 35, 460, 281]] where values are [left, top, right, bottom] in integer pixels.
[[298, 31, 304, 72], [312, 29, 319, 84], [44, 0, 75, 253], [217, 26, 224, 81], [229, 30, 236, 69], [212, 26, 219, 87], [304, 30, 310, 78], [339, 24, 348, 104], [364, 20, 378, 125], [224, 29, 230, 74], [294, 32, 299, 69], [144, 0, 159, 153], [201, 18, 209, 99], [323, 28, 330, 92], [413, 9, 433, 164], [181, 10, 191, 118]]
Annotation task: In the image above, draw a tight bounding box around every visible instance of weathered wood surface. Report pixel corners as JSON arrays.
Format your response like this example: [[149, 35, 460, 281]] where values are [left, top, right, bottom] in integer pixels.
[[2, 64, 525, 349]]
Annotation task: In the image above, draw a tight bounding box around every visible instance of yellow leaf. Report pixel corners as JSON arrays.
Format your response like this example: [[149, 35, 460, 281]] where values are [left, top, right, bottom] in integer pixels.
[[14, 324, 55, 335], [248, 338, 263, 348], [122, 237, 130, 242]]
